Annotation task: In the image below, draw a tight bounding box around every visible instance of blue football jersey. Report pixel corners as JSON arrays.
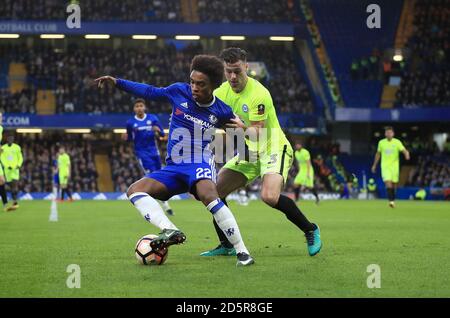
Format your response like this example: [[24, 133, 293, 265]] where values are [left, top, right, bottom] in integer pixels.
[[126, 113, 164, 156], [52, 159, 59, 184], [116, 80, 234, 164]]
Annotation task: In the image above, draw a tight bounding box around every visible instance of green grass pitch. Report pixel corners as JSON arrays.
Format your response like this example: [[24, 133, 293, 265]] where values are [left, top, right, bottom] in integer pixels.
[[0, 199, 449, 298]]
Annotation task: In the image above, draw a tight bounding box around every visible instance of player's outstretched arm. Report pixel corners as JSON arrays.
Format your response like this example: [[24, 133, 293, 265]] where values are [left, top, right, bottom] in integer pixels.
[[95, 76, 170, 102], [402, 148, 410, 161], [307, 159, 312, 178], [17, 146, 23, 170]]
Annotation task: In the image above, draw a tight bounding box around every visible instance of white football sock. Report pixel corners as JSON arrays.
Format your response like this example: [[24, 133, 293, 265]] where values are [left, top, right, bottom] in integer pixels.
[[128, 192, 178, 230], [52, 186, 58, 198], [206, 199, 249, 255]]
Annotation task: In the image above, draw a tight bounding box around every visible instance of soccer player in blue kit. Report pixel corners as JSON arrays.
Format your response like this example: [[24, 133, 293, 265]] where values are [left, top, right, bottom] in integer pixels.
[[125, 98, 174, 216], [52, 158, 60, 198], [95, 55, 254, 266]]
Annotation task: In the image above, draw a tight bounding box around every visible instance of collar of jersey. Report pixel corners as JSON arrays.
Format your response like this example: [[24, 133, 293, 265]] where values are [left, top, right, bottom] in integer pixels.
[[195, 95, 216, 108], [134, 114, 147, 121]]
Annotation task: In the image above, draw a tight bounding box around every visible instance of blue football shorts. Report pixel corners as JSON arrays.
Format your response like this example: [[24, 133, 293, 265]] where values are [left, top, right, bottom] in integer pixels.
[[146, 161, 217, 200]]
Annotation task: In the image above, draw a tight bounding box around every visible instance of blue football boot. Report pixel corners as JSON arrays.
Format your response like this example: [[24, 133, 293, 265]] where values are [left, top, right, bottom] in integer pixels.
[[305, 223, 322, 256], [200, 244, 236, 257]]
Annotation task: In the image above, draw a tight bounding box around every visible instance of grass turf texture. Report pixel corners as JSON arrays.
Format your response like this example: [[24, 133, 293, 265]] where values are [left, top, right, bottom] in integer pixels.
[[0, 199, 449, 298]]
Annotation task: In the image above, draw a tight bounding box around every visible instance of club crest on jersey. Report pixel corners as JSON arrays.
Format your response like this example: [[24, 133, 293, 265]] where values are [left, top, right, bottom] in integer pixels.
[[242, 104, 248, 112], [133, 123, 138, 127], [257, 104, 265, 115], [146, 120, 152, 125], [209, 114, 218, 124]]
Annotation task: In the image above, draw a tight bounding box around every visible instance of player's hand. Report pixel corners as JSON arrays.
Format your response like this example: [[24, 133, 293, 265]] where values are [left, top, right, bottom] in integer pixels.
[[94, 76, 117, 88], [226, 115, 246, 130]]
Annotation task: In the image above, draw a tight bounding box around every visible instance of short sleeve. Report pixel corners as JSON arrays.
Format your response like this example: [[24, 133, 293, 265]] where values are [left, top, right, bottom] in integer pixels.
[[248, 91, 272, 122], [304, 150, 311, 161], [377, 141, 382, 152], [397, 139, 405, 152]]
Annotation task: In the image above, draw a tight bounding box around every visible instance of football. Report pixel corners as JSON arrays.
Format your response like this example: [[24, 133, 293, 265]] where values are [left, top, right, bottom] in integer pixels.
[[135, 234, 168, 265]]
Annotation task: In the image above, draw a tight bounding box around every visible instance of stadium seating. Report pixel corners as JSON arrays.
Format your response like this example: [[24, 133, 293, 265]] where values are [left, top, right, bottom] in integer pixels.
[[407, 155, 450, 188], [0, 87, 36, 114], [18, 134, 98, 193], [395, 0, 450, 107], [197, 0, 298, 23], [0, 41, 314, 115], [110, 142, 148, 193], [310, 0, 403, 108], [0, 0, 182, 22], [0, 0, 297, 23]]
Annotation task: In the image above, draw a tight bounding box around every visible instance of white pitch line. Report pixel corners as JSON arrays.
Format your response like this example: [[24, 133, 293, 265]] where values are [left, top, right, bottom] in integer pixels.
[[49, 199, 58, 222]]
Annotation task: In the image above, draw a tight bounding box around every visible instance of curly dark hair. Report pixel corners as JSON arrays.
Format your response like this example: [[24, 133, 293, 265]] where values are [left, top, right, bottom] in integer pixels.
[[190, 54, 224, 89], [220, 47, 248, 64]]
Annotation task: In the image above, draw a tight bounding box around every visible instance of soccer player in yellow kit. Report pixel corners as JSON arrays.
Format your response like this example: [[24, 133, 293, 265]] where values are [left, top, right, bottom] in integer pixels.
[[201, 47, 322, 257], [0, 135, 23, 210], [371, 126, 410, 208], [293, 143, 320, 204], [57, 146, 73, 201], [0, 114, 11, 211]]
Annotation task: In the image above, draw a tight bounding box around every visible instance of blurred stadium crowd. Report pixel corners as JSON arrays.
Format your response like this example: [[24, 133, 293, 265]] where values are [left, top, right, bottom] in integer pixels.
[[10, 133, 448, 194], [395, 0, 450, 108], [0, 42, 313, 115], [17, 135, 98, 193], [0, 0, 297, 23], [0, 0, 448, 196]]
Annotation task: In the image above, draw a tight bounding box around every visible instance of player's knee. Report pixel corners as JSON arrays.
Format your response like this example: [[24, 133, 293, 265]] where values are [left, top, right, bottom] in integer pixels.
[[261, 190, 279, 207], [126, 182, 140, 199], [217, 187, 229, 200], [198, 192, 217, 206]]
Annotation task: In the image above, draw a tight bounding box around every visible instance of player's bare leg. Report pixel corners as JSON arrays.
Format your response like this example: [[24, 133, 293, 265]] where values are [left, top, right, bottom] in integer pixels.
[[307, 186, 320, 205], [60, 182, 73, 202], [0, 175, 9, 211], [294, 184, 319, 204], [127, 177, 185, 250], [293, 184, 301, 201], [5, 181, 19, 211], [200, 168, 247, 256], [216, 168, 249, 199], [141, 165, 174, 216], [385, 180, 395, 208], [195, 179, 254, 266]]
